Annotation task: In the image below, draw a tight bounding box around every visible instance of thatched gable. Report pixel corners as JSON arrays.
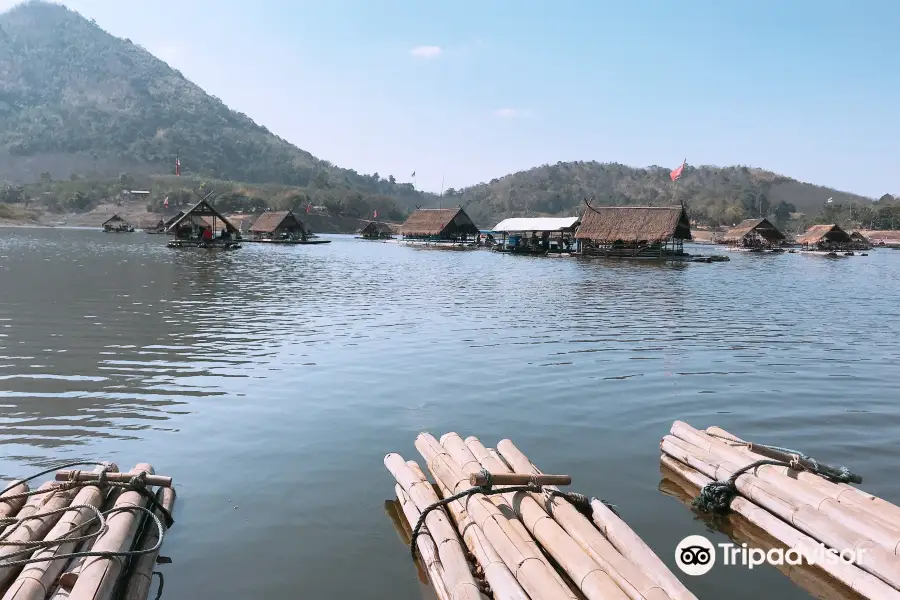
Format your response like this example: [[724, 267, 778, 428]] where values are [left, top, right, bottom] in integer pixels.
[[359, 221, 393, 236], [250, 210, 305, 234], [849, 231, 870, 243], [102, 214, 129, 227], [162, 211, 185, 229], [796, 224, 851, 245], [166, 199, 239, 234], [575, 206, 691, 242], [399, 207, 478, 238], [721, 218, 786, 244]]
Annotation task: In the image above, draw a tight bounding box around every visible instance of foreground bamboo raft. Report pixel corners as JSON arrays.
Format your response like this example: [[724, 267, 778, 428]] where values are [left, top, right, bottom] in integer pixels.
[[660, 420, 900, 600], [385, 432, 697, 600], [0, 463, 176, 600]]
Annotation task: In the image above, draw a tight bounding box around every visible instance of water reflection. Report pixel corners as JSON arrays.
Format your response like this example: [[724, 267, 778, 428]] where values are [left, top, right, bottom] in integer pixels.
[[0, 228, 898, 599]]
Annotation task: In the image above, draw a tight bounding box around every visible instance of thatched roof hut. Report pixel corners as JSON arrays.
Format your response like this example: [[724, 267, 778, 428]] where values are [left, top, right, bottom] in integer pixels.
[[575, 206, 691, 242], [721, 218, 786, 246], [166, 199, 239, 234], [250, 210, 305, 237], [849, 230, 870, 244], [796, 224, 851, 246], [399, 207, 479, 239], [359, 221, 393, 238], [102, 214, 128, 227]]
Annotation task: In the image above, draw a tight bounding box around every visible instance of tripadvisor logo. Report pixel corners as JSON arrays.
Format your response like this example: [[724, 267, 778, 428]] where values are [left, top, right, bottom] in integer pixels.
[[675, 535, 866, 576]]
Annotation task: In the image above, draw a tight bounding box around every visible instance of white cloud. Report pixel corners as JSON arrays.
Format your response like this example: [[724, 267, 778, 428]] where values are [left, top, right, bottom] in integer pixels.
[[409, 45, 443, 58], [493, 108, 532, 118]]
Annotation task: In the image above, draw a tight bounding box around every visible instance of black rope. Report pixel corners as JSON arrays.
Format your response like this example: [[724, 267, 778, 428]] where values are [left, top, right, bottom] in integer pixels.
[[409, 468, 618, 558], [693, 459, 798, 514], [152, 571, 165, 600]]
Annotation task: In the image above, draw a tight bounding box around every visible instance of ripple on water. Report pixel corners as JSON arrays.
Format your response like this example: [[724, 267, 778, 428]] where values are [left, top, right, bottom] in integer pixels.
[[0, 228, 899, 600]]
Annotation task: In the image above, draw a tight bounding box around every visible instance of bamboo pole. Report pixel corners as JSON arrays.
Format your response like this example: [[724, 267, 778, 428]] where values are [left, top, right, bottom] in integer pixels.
[[0, 483, 28, 523], [406, 461, 530, 600], [396, 485, 454, 600], [660, 454, 900, 600], [487, 438, 679, 600], [704, 425, 900, 525], [440, 434, 628, 600], [120, 486, 176, 600], [660, 435, 900, 588], [383, 453, 487, 600], [2, 464, 118, 600], [67, 463, 155, 600], [659, 466, 869, 600], [414, 434, 575, 600], [50, 486, 122, 600], [670, 423, 900, 553], [54, 473, 171, 489], [491, 439, 694, 600], [0, 482, 79, 592], [431, 434, 577, 600]]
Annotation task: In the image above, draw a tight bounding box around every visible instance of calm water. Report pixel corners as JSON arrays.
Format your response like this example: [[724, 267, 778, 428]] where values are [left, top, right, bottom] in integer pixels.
[[1, 227, 898, 600]]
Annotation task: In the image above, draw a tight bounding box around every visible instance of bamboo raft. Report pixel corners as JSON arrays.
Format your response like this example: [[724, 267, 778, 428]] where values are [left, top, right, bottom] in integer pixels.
[[385, 432, 697, 600], [0, 462, 176, 600], [660, 420, 900, 599]]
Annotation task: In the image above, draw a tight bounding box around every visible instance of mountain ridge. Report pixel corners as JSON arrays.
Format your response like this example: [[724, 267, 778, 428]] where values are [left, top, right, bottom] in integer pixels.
[[0, 0, 891, 231]]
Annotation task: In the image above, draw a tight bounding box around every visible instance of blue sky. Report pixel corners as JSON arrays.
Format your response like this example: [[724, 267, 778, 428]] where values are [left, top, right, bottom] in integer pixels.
[[6, 0, 899, 197]]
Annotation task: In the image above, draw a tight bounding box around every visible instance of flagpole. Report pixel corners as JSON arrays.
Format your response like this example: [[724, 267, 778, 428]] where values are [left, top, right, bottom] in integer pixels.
[[439, 174, 444, 209]]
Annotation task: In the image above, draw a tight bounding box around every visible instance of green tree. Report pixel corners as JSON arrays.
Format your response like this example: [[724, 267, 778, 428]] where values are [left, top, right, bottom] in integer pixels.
[[773, 201, 796, 228]]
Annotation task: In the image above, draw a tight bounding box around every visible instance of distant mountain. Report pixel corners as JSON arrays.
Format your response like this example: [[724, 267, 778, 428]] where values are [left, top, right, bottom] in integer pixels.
[[446, 161, 878, 229], [0, 0, 433, 211], [0, 1, 885, 231]]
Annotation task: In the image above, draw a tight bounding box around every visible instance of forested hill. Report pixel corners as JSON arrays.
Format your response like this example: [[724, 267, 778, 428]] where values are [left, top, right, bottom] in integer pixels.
[[0, 1, 434, 209], [447, 161, 878, 228], [0, 2, 885, 231]]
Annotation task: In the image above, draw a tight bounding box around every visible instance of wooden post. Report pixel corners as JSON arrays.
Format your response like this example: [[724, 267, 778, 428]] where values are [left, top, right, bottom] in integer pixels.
[[67, 464, 155, 600], [54, 472, 172, 489], [3, 464, 118, 600], [120, 486, 176, 600], [468, 473, 571, 487]]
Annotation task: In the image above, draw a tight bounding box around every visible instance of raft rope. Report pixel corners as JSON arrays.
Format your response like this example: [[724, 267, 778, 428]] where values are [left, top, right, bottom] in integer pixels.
[[408, 468, 618, 559], [0, 461, 174, 570], [692, 436, 861, 514]]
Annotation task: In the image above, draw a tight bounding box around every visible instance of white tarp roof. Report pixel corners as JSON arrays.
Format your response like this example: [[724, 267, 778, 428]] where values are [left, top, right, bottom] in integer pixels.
[[491, 216, 580, 232]]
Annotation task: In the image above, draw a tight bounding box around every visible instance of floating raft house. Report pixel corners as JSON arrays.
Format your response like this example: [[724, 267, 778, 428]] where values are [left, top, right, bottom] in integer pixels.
[[490, 217, 580, 254], [245, 209, 329, 244], [398, 208, 480, 246], [101, 214, 134, 233], [359, 221, 394, 239], [385, 432, 697, 600], [796, 224, 853, 252], [720, 218, 786, 250], [660, 420, 900, 599], [575, 204, 692, 258], [0, 462, 175, 600], [165, 199, 242, 249]]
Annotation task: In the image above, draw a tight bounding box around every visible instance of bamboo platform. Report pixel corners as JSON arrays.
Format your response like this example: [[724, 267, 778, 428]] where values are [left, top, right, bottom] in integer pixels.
[[0, 463, 176, 600], [385, 432, 697, 600], [660, 421, 900, 599], [243, 238, 332, 245]]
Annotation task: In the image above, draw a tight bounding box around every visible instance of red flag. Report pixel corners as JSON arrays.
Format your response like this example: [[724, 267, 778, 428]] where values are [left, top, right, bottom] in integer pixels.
[[306, 203, 311, 214], [163, 196, 169, 208], [373, 209, 377, 219], [175, 157, 181, 176], [670, 159, 686, 182]]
